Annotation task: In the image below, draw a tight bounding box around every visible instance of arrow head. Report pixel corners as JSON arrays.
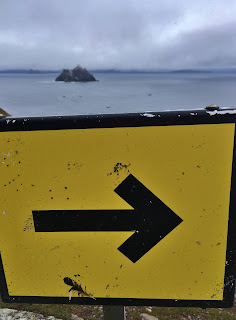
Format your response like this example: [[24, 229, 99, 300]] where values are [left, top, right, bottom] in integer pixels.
[[115, 174, 183, 263]]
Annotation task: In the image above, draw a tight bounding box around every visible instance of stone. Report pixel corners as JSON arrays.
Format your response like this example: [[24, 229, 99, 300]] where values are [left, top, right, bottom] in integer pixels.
[[0, 108, 11, 116], [55, 65, 96, 82], [140, 313, 159, 320], [71, 314, 84, 320], [0, 308, 62, 320]]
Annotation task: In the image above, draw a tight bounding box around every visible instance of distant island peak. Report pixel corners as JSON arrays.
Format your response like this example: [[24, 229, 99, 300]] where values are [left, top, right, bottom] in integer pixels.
[[55, 65, 96, 82]]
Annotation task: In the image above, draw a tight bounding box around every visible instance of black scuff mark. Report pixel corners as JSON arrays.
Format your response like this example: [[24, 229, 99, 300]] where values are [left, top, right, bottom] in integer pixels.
[[63, 277, 96, 300], [23, 216, 33, 231], [49, 245, 60, 252], [67, 161, 83, 171], [107, 162, 131, 176]]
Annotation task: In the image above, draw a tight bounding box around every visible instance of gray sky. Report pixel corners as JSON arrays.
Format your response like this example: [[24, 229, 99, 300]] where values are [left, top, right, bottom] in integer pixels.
[[0, 0, 236, 70]]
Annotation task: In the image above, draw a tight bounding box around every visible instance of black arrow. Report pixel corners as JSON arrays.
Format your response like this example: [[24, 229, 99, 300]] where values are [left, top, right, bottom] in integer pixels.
[[32, 174, 183, 263]]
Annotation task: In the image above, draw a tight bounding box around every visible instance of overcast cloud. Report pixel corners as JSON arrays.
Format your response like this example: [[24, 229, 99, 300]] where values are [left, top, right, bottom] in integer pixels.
[[0, 0, 236, 70]]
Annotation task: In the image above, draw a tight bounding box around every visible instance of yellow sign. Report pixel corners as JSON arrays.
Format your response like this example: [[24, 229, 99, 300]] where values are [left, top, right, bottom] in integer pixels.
[[0, 121, 234, 304]]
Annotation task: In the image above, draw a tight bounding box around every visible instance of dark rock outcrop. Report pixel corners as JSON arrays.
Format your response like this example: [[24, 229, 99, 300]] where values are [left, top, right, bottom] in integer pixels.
[[55, 65, 96, 82]]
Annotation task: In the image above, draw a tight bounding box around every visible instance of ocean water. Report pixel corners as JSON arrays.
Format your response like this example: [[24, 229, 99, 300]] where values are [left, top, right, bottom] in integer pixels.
[[0, 72, 236, 117]]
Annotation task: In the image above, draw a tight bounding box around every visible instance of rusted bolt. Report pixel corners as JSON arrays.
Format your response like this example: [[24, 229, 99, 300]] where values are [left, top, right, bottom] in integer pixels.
[[205, 104, 220, 111]]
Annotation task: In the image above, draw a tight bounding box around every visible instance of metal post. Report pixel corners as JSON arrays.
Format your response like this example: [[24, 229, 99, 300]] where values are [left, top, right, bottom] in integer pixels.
[[103, 305, 126, 320]]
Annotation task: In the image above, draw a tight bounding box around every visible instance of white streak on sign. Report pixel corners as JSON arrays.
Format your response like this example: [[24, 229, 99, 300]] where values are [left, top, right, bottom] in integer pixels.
[[207, 109, 236, 116], [141, 113, 155, 118]]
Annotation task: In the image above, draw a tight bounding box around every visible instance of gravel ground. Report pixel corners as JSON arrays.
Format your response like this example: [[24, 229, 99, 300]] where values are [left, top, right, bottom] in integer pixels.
[[0, 309, 62, 320]]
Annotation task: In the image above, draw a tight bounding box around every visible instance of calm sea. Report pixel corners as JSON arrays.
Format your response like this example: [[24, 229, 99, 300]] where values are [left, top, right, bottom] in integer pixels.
[[0, 72, 236, 117]]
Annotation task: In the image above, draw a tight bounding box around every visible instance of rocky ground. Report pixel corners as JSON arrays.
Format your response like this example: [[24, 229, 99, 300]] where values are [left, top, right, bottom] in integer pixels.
[[1, 299, 236, 320], [0, 308, 63, 320], [0, 305, 236, 320]]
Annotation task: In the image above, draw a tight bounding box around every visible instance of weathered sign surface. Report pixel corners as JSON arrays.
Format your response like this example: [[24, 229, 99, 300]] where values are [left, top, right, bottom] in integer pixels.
[[0, 109, 235, 307]]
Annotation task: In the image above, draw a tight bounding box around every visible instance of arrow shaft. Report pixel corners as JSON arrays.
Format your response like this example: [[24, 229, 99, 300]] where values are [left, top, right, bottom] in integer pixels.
[[32, 174, 183, 263], [33, 210, 138, 232]]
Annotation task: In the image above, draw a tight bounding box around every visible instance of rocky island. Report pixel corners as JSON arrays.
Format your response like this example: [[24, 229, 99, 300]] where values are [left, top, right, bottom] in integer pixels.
[[55, 65, 96, 82]]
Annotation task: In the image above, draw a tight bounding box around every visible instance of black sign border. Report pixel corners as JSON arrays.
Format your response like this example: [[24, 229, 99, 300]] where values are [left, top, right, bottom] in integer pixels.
[[0, 109, 236, 307]]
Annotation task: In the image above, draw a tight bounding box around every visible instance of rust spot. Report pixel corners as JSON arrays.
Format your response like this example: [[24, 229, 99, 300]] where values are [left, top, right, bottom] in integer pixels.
[[216, 242, 221, 246], [106, 284, 109, 289]]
